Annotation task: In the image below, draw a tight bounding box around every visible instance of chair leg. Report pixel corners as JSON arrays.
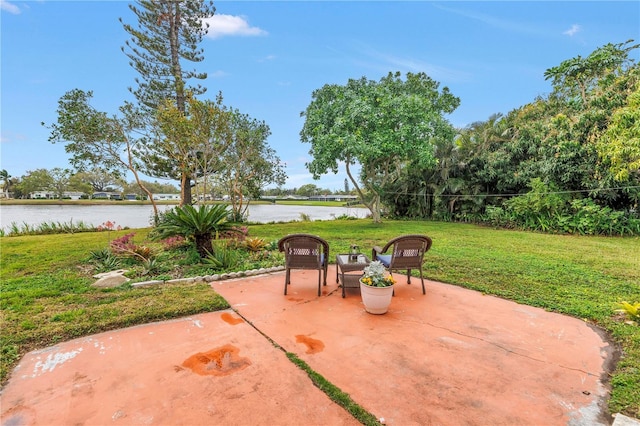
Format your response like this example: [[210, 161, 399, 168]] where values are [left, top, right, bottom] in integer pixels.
[[419, 266, 426, 295], [390, 271, 396, 296], [284, 268, 290, 295], [317, 271, 321, 296], [407, 269, 412, 284]]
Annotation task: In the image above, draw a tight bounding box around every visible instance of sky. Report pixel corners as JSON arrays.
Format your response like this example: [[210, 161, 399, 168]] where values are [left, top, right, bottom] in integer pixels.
[[1, 1, 639, 191]]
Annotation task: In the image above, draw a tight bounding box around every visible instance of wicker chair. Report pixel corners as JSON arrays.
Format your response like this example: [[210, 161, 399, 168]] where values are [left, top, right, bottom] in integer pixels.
[[278, 234, 329, 296], [371, 235, 432, 295]]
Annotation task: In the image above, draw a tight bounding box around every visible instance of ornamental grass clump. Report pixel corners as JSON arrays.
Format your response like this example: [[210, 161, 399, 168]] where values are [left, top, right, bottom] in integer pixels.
[[360, 260, 395, 287]]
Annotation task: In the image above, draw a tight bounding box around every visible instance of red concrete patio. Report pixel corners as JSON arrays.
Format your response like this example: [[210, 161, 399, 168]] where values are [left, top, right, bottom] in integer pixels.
[[1, 266, 617, 425]]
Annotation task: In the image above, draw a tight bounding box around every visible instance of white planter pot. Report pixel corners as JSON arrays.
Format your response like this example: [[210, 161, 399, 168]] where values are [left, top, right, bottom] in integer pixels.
[[359, 279, 394, 314]]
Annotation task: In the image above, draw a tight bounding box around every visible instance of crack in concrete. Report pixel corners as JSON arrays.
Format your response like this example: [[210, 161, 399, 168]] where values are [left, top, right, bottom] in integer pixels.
[[404, 317, 601, 378]]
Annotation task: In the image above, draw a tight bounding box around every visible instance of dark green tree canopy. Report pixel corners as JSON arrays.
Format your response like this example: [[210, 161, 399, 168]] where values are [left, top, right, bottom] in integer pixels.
[[300, 71, 459, 222]]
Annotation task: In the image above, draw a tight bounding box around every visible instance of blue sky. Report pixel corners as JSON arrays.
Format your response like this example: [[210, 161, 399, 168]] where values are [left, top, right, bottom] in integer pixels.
[[1, 1, 639, 191]]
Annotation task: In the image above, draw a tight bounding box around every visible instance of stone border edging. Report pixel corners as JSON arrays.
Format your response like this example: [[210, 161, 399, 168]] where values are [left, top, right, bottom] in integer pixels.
[[131, 266, 286, 288]]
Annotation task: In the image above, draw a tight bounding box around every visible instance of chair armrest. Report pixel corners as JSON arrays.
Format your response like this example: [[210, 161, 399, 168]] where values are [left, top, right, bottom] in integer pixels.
[[372, 245, 383, 259]]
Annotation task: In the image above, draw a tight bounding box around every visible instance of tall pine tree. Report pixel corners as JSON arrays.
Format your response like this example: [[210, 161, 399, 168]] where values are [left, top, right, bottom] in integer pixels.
[[121, 0, 215, 206]]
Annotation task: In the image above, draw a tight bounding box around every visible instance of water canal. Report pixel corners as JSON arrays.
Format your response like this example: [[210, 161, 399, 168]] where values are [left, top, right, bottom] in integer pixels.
[[0, 204, 369, 233]]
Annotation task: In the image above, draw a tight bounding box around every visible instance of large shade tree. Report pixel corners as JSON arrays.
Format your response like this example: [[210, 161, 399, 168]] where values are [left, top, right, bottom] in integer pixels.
[[300, 71, 460, 222], [389, 40, 640, 223], [71, 168, 124, 192], [47, 89, 160, 218], [17, 169, 54, 198], [215, 109, 287, 221], [121, 0, 215, 206]]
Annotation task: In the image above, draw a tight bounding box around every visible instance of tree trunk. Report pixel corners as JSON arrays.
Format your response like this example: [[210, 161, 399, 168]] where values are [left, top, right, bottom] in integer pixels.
[[131, 168, 159, 225], [195, 233, 213, 258], [345, 161, 382, 223], [180, 173, 192, 206]]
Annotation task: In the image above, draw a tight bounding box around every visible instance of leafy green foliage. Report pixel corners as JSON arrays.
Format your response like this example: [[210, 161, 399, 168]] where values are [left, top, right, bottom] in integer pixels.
[[216, 108, 287, 221], [361, 261, 395, 287], [484, 180, 640, 235], [544, 39, 639, 104], [45, 89, 161, 219], [4, 219, 98, 236], [380, 41, 640, 234], [300, 71, 460, 222], [598, 86, 640, 181], [150, 204, 236, 257], [202, 242, 240, 270], [154, 94, 230, 208], [90, 248, 122, 272], [121, 0, 213, 113]]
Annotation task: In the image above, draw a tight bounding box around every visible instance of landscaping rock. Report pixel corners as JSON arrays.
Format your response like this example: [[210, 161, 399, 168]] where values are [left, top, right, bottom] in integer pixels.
[[91, 270, 130, 288]]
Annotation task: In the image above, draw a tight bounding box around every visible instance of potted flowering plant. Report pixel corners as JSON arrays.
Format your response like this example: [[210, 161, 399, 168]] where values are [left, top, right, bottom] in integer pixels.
[[360, 261, 395, 287], [359, 261, 395, 314]]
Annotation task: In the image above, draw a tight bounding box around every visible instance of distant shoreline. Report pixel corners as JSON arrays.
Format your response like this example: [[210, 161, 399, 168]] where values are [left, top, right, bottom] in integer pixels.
[[0, 199, 357, 208], [0, 199, 180, 206]]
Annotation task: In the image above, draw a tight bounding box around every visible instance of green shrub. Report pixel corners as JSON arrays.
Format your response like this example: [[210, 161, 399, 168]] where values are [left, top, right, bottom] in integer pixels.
[[202, 241, 241, 270], [151, 204, 237, 258]]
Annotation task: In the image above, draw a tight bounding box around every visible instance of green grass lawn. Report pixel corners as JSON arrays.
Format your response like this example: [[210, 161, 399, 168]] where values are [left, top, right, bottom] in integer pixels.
[[1, 219, 639, 418]]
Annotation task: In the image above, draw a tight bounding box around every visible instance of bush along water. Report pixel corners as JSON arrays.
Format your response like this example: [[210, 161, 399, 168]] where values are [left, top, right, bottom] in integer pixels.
[[2, 220, 122, 237], [479, 179, 640, 236]]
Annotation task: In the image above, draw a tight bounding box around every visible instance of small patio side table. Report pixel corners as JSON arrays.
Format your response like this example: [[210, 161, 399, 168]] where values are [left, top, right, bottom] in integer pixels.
[[336, 253, 370, 298]]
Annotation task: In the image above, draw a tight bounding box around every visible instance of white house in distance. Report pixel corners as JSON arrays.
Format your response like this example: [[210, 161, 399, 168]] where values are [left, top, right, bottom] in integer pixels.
[[26, 191, 181, 201], [29, 191, 84, 200]]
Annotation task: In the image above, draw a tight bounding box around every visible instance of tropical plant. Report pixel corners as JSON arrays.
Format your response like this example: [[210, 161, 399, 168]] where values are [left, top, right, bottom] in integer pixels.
[[360, 261, 395, 288], [89, 248, 122, 272], [150, 204, 236, 257], [202, 241, 240, 270], [244, 237, 268, 252], [616, 301, 640, 324]]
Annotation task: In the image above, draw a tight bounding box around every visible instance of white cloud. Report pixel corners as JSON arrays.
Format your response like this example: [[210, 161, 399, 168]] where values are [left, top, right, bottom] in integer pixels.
[[1, 0, 21, 14], [203, 14, 267, 39], [210, 70, 228, 78], [563, 24, 581, 37]]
